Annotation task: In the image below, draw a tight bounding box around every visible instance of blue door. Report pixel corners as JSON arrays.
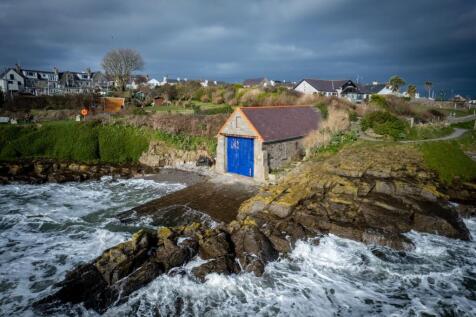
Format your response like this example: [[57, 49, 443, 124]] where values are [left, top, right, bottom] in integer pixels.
[[226, 136, 254, 177]]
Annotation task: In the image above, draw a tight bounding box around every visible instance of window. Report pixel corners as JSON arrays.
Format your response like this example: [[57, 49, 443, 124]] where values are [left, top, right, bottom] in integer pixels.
[[18, 81, 22, 85], [10, 74, 14, 80], [235, 116, 242, 128]]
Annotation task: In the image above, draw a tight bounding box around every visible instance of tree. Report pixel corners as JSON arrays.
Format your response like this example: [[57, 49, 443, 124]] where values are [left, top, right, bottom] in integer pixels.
[[407, 84, 417, 98], [101, 48, 144, 91], [425, 81, 432, 98], [388, 76, 405, 92]]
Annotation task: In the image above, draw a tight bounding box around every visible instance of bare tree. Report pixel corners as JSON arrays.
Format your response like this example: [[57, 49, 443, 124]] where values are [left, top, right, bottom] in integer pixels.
[[101, 49, 144, 91]]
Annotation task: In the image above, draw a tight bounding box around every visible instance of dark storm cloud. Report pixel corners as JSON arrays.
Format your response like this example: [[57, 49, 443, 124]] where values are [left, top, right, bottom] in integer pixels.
[[1, 0, 475, 96]]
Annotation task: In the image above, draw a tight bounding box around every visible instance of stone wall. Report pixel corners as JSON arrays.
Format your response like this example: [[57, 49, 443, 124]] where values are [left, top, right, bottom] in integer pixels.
[[139, 141, 213, 169], [263, 138, 305, 171]]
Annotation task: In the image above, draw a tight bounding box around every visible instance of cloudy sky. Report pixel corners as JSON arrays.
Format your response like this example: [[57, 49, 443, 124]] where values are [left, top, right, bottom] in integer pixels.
[[1, 0, 475, 97]]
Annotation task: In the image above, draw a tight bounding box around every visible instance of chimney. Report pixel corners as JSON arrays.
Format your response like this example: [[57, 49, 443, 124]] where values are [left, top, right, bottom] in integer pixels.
[[53, 67, 59, 75], [15, 63, 21, 73], [86, 68, 91, 77]]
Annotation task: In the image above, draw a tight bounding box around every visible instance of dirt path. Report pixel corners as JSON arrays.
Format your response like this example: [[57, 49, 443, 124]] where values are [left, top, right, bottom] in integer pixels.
[[360, 128, 468, 143]]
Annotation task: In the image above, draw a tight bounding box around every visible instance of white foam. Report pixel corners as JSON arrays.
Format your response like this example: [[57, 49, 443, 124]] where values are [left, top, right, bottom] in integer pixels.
[[1, 180, 475, 317]]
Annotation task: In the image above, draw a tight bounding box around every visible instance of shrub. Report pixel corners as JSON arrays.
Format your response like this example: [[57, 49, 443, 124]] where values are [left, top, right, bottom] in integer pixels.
[[361, 111, 408, 140], [370, 95, 388, 109]]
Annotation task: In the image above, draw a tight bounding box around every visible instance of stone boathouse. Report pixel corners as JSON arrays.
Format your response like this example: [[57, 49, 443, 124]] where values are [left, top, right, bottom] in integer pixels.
[[216, 106, 320, 181]]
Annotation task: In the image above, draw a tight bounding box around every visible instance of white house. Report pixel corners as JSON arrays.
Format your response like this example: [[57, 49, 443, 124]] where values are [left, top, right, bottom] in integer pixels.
[[0, 68, 25, 94], [294, 78, 364, 102], [147, 78, 161, 87]]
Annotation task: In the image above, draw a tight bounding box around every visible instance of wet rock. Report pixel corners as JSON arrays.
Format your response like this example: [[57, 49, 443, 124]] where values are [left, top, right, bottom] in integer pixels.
[[198, 231, 232, 259], [0, 159, 147, 184], [231, 225, 278, 276], [192, 256, 240, 281]]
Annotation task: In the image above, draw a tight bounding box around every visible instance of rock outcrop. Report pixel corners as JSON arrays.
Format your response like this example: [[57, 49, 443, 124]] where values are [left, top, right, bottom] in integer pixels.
[[33, 143, 474, 314], [238, 144, 471, 250], [0, 159, 150, 184]]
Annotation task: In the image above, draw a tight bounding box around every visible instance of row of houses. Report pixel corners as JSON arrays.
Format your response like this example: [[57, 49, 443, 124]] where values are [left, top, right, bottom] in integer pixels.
[[241, 77, 421, 102], [0, 65, 113, 96], [294, 79, 421, 102]]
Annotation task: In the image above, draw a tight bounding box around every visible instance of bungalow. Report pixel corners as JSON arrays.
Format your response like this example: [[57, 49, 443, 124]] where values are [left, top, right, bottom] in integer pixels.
[[294, 78, 364, 102], [215, 106, 320, 181]]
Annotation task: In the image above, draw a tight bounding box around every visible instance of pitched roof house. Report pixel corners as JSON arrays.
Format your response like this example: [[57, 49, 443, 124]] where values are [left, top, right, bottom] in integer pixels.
[[216, 106, 320, 181], [294, 78, 364, 102], [0, 68, 24, 94]]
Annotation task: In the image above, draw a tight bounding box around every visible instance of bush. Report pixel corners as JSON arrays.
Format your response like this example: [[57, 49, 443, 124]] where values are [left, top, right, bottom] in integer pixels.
[[370, 95, 388, 109], [361, 111, 408, 140], [313, 131, 358, 155]]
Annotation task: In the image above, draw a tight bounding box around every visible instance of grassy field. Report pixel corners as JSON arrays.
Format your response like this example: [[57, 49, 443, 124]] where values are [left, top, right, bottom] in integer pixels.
[[405, 125, 454, 140], [145, 102, 233, 115], [0, 121, 216, 164]]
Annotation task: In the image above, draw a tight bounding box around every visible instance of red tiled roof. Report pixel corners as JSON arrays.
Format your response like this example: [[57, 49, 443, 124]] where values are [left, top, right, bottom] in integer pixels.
[[240, 106, 320, 142]]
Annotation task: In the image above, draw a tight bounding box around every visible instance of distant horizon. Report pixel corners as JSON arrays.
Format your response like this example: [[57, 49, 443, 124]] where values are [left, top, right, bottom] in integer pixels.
[[1, 0, 475, 98]]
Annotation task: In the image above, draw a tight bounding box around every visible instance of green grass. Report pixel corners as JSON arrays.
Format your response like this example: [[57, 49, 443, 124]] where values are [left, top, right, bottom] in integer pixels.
[[438, 108, 474, 118], [419, 141, 476, 184], [405, 125, 454, 140], [451, 120, 475, 129], [456, 130, 476, 152], [0, 121, 216, 164]]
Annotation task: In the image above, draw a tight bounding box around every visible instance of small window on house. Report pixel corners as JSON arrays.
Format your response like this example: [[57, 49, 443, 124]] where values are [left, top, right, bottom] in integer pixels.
[[10, 74, 14, 80], [18, 81, 22, 85], [235, 116, 242, 128]]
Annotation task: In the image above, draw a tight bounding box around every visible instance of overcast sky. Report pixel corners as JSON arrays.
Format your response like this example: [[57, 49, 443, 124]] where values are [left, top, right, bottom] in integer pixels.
[[1, 0, 475, 97]]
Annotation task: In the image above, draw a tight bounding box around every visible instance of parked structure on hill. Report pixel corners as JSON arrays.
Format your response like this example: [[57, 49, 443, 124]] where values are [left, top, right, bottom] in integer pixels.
[[216, 106, 320, 181]]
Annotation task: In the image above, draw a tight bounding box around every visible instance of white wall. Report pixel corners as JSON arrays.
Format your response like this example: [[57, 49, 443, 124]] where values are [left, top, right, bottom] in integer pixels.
[[294, 81, 319, 94], [1, 69, 24, 92]]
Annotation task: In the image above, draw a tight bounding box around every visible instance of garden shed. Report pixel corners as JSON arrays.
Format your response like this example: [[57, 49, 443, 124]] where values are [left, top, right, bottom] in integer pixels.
[[216, 106, 320, 181]]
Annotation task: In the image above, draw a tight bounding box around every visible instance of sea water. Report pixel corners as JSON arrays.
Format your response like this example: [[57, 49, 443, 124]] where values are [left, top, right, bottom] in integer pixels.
[[0, 179, 475, 316]]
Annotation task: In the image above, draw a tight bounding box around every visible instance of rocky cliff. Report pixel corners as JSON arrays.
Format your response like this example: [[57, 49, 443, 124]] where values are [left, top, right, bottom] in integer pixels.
[[33, 143, 475, 314]]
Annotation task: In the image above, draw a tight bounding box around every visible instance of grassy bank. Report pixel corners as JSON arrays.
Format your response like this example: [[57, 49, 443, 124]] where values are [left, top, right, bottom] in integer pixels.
[[0, 121, 216, 164], [418, 141, 476, 184]]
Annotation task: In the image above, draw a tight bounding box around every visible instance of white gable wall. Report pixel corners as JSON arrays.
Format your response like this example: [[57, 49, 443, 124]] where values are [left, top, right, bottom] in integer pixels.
[[294, 80, 319, 94], [220, 110, 258, 138], [0, 69, 24, 92]]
